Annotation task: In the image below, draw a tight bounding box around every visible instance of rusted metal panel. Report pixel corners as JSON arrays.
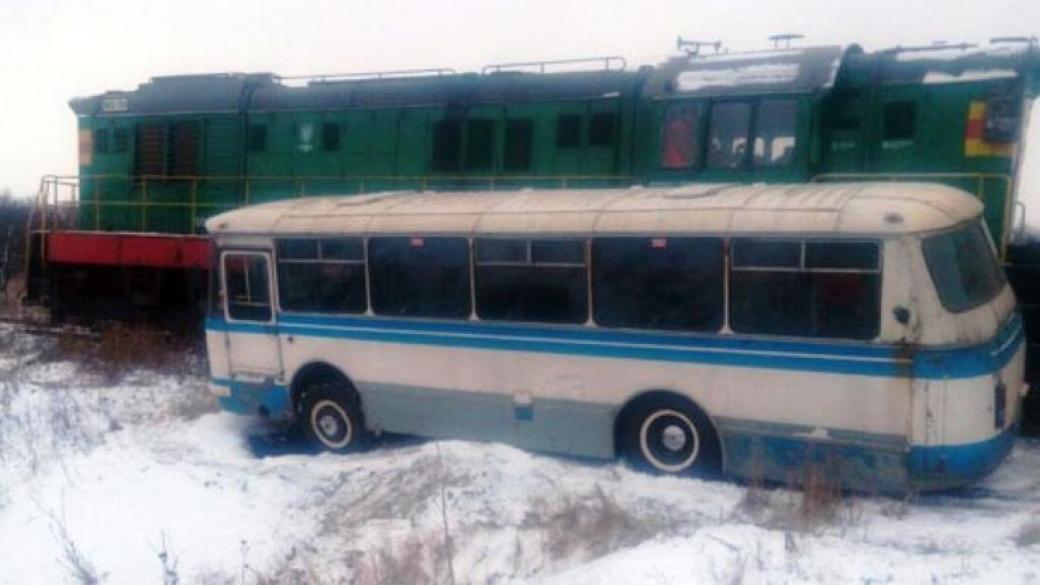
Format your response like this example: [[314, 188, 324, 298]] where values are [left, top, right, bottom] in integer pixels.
[[46, 231, 210, 270]]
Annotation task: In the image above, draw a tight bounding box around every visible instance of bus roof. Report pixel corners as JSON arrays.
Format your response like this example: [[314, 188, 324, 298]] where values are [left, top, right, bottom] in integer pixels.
[[205, 182, 983, 238]]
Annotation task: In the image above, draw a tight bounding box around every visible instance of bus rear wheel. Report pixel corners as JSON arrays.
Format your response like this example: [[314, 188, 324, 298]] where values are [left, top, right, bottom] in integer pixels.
[[299, 384, 365, 452], [622, 399, 719, 476]]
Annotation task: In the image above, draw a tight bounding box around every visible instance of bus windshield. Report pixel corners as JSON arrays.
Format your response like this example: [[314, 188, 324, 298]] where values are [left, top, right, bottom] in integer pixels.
[[922, 221, 1005, 313]]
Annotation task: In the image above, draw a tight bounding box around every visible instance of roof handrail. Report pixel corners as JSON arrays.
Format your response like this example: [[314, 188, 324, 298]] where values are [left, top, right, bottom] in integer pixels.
[[768, 34, 804, 50], [677, 37, 722, 56], [481, 56, 626, 75], [278, 68, 458, 85], [880, 42, 976, 55]]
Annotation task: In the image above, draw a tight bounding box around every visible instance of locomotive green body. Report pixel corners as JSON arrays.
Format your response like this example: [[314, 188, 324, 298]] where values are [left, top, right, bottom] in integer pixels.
[[70, 41, 1039, 250]]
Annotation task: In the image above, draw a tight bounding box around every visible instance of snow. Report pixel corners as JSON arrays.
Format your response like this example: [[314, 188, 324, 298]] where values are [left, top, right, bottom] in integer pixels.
[[676, 63, 800, 92], [2, 323, 1040, 583], [894, 44, 1027, 63], [922, 69, 1018, 84]]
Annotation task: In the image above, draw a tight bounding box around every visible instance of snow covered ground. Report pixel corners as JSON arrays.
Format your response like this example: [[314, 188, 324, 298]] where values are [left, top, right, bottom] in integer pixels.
[[1, 323, 1040, 584]]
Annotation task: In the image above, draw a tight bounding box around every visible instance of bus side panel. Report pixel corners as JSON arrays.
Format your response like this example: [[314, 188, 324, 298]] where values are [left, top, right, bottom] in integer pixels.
[[275, 316, 913, 479]]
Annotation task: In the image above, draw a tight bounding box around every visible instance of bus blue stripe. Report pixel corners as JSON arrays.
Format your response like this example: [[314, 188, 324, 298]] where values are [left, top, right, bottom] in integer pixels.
[[205, 312, 1022, 380]]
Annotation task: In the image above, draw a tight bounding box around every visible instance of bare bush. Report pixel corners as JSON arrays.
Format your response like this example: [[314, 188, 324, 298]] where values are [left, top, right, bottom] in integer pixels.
[[55, 323, 193, 382], [734, 462, 859, 535], [356, 536, 449, 585], [524, 485, 678, 563], [43, 504, 103, 584]]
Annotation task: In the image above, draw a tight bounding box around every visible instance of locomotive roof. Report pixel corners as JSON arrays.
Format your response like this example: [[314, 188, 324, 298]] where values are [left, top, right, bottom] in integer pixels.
[[206, 182, 983, 238], [844, 41, 1039, 86], [641, 45, 845, 98], [69, 41, 1039, 117], [69, 69, 642, 116]]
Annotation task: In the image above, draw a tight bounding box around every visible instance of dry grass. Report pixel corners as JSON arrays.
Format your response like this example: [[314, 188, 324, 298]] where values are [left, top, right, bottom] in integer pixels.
[[55, 322, 204, 384], [524, 485, 678, 563], [736, 461, 859, 535], [1016, 519, 1040, 547]]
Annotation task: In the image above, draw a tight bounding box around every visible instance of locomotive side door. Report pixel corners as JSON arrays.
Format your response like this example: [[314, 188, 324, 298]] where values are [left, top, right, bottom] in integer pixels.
[[220, 251, 283, 380]]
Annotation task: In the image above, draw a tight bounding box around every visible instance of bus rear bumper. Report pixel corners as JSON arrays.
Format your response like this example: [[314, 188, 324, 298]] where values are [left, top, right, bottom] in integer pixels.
[[906, 423, 1018, 492]]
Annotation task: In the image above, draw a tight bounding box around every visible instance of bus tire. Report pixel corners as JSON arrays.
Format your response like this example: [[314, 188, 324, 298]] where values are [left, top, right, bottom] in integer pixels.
[[298, 383, 366, 453], [621, 397, 719, 476]]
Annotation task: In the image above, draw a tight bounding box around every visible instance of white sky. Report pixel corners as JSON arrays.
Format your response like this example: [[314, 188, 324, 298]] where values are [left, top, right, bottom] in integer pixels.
[[0, 0, 1037, 199]]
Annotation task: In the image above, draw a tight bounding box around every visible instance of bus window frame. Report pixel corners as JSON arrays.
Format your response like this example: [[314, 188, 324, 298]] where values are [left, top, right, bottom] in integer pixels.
[[274, 237, 369, 316], [221, 249, 276, 325], [728, 237, 884, 341]]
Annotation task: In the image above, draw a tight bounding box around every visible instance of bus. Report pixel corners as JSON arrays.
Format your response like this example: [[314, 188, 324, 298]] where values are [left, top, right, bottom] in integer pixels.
[[204, 182, 1026, 492]]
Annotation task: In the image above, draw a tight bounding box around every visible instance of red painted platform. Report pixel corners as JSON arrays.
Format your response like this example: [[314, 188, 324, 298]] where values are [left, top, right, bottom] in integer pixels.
[[47, 231, 211, 270]]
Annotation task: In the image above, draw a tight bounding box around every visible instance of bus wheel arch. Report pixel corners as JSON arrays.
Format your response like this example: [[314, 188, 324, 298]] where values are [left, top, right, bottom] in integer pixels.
[[289, 362, 366, 452], [614, 390, 723, 476]]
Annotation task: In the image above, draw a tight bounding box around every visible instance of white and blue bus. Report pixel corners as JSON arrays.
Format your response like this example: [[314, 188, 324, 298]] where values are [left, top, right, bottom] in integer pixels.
[[204, 183, 1025, 492]]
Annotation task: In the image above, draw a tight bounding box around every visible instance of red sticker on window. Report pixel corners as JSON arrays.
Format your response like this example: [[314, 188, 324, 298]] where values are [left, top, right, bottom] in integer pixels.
[[651, 238, 668, 249], [410, 237, 425, 247]]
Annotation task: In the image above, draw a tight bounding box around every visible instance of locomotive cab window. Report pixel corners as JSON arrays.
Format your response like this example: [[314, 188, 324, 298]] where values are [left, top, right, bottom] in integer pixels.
[[707, 102, 751, 169], [661, 103, 702, 169], [753, 99, 798, 167]]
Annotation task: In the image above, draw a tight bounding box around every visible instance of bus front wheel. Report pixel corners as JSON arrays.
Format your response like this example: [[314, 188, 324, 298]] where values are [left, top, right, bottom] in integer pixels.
[[622, 398, 719, 476], [299, 384, 366, 453]]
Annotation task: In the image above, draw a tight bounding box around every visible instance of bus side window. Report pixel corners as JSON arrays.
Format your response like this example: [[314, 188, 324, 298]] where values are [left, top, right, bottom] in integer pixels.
[[223, 253, 272, 322], [276, 238, 367, 314], [729, 239, 880, 339], [475, 238, 588, 324], [592, 236, 723, 331], [369, 237, 471, 319]]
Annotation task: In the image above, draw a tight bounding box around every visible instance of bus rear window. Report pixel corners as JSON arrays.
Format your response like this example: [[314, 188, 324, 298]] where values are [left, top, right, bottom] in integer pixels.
[[922, 222, 1005, 313]]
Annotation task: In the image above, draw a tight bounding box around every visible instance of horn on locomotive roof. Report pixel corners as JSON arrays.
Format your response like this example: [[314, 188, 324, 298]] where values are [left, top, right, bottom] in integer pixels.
[[676, 37, 722, 56], [768, 34, 805, 50]]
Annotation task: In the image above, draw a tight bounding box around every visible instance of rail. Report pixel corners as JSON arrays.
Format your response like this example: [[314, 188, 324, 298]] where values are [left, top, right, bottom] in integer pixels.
[[279, 68, 458, 85], [481, 56, 627, 75], [26, 172, 634, 235]]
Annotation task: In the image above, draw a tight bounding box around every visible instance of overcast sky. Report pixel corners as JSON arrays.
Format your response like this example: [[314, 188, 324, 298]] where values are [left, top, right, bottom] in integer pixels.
[[1, 0, 1037, 199]]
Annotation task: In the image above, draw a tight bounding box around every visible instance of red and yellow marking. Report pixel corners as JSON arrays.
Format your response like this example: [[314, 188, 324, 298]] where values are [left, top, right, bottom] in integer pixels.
[[965, 101, 1014, 158]]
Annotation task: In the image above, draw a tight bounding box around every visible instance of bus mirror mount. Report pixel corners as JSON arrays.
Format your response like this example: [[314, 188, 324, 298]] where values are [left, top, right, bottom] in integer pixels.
[[893, 306, 911, 325]]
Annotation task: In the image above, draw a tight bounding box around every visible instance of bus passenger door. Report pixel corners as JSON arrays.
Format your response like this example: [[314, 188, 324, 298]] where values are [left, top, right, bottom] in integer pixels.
[[221, 251, 283, 380]]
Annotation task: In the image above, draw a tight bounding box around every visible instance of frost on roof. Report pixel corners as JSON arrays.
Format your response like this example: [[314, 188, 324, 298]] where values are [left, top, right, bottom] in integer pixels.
[[878, 42, 1033, 86], [923, 69, 1019, 84], [643, 45, 843, 98], [894, 44, 1028, 63], [676, 63, 800, 92]]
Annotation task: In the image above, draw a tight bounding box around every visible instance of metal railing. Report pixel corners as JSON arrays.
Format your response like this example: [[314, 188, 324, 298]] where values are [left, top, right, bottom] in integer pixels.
[[28, 172, 635, 236]]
